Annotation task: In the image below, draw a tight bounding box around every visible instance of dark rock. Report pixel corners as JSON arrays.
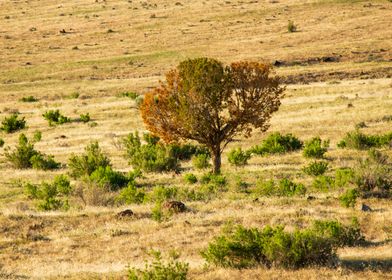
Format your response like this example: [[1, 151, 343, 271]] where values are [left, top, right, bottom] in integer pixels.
[[361, 204, 372, 212], [307, 195, 316, 201], [116, 209, 134, 218], [162, 201, 186, 213]]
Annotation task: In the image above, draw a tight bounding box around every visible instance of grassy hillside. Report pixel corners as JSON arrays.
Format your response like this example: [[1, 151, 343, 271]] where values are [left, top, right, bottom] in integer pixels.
[[0, 0, 391, 279]]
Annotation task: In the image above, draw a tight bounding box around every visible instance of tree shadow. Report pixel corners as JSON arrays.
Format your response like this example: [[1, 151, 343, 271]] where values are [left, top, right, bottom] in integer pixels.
[[340, 258, 392, 272]]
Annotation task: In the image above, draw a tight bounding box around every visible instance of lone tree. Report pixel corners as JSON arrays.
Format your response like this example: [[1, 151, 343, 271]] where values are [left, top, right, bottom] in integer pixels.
[[140, 58, 284, 174]]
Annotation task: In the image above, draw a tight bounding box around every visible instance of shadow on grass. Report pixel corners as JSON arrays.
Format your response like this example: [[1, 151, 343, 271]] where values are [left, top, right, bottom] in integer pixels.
[[340, 258, 392, 272]]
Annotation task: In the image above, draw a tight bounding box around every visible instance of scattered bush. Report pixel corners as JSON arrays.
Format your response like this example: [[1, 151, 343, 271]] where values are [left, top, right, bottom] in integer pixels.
[[255, 178, 306, 197], [128, 250, 188, 280], [123, 132, 180, 173], [334, 168, 354, 188], [170, 143, 210, 161], [202, 224, 335, 269], [228, 148, 251, 166], [339, 189, 359, 208], [79, 113, 90, 123], [120, 91, 139, 99], [68, 141, 111, 178], [250, 132, 303, 156], [89, 166, 132, 191], [116, 183, 146, 204], [192, 153, 210, 169], [30, 154, 61, 170], [337, 130, 392, 150], [1, 114, 26, 133], [184, 173, 197, 184], [147, 186, 179, 203], [25, 175, 72, 211], [43, 109, 71, 126], [200, 173, 227, 187], [19, 96, 38, 102], [312, 175, 335, 192], [303, 137, 329, 159], [33, 130, 42, 142], [303, 161, 328, 176], [287, 20, 297, 33], [151, 202, 164, 222]]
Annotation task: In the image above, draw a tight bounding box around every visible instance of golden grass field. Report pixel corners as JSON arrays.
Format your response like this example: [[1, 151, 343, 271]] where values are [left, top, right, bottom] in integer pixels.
[[0, 0, 392, 279]]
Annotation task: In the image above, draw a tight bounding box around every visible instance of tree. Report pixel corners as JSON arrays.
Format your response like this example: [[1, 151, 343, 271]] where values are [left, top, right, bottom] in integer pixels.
[[140, 58, 285, 174]]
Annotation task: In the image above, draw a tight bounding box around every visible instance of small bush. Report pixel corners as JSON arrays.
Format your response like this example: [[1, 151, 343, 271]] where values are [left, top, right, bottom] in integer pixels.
[[202, 224, 335, 269], [123, 132, 180, 173], [116, 183, 146, 204], [120, 91, 139, 99], [339, 189, 359, 208], [25, 175, 72, 211], [43, 109, 71, 126], [200, 173, 227, 187], [250, 132, 303, 155], [20, 96, 38, 102], [151, 202, 164, 222], [303, 137, 329, 159], [0, 138, 4, 148], [312, 175, 335, 192], [192, 153, 210, 169], [334, 168, 354, 188], [184, 173, 197, 184], [287, 20, 297, 33], [1, 114, 26, 133], [303, 161, 328, 176], [33, 130, 42, 142], [148, 186, 179, 203], [89, 166, 131, 191], [255, 178, 306, 197], [337, 130, 392, 150], [228, 148, 251, 166], [170, 143, 210, 161], [79, 113, 90, 123], [68, 141, 111, 178], [30, 154, 61, 170], [128, 250, 189, 280]]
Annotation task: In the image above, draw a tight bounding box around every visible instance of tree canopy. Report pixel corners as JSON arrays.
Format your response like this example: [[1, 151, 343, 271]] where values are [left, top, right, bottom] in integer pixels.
[[140, 57, 285, 174]]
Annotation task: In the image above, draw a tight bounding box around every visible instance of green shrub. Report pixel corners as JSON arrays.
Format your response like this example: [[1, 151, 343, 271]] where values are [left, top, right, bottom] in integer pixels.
[[250, 132, 303, 155], [120, 91, 139, 99], [30, 154, 61, 170], [202, 224, 335, 269], [312, 175, 335, 192], [1, 114, 26, 133], [43, 109, 71, 126], [334, 168, 354, 188], [123, 132, 180, 173], [68, 141, 111, 178], [200, 173, 227, 187], [303, 161, 328, 176], [0, 138, 4, 148], [25, 175, 72, 211], [184, 173, 197, 184], [192, 153, 211, 169], [116, 183, 146, 204], [287, 20, 297, 33], [352, 149, 391, 197], [337, 130, 392, 150], [3, 134, 56, 169], [228, 148, 251, 166], [151, 202, 164, 222], [255, 178, 306, 197], [303, 137, 329, 159], [89, 166, 131, 191], [170, 143, 210, 161], [147, 186, 179, 203], [312, 218, 364, 246], [128, 250, 188, 280], [79, 113, 90, 123], [33, 130, 42, 142], [19, 96, 38, 102], [339, 189, 359, 208]]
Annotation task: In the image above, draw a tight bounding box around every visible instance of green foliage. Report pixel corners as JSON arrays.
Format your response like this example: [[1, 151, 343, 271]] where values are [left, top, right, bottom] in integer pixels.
[[120, 91, 139, 99], [312, 218, 364, 246], [148, 186, 179, 203], [116, 183, 146, 204], [128, 250, 189, 280], [303, 137, 329, 159], [250, 132, 303, 155], [227, 148, 251, 166], [352, 149, 392, 197], [170, 143, 210, 161], [334, 168, 354, 188], [303, 161, 328, 176], [339, 189, 359, 208], [312, 175, 335, 192], [68, 141, 111, 178], [337, 130, 392, 150], [30, 154, 61, 170], [89, 166, 132, 191], [25, 175, 72, 211], [0, 138, 4, 148], [202, 224, 335, 269], [192, 154, 211, 169], [200, 173, 227, 187], [183, 173, 197, 184], [42, 109, 71, 126], [33, 130, 42, 142], [79, 113, 91, 123], [287, 20, 297, 32], [255, 178, 306, 197], [123, 132, 180, 173], [19, 96, 38, 102], [151, 202, 164, 222], [1, 114, 26, 133]]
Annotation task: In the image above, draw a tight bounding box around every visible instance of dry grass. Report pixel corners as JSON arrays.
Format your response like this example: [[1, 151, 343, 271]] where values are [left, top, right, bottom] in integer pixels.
[[0, 0, 392, 279]]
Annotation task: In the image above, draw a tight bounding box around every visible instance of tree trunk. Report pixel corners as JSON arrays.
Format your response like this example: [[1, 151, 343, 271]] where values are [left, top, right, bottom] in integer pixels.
[[211, 147, 221, 174]]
